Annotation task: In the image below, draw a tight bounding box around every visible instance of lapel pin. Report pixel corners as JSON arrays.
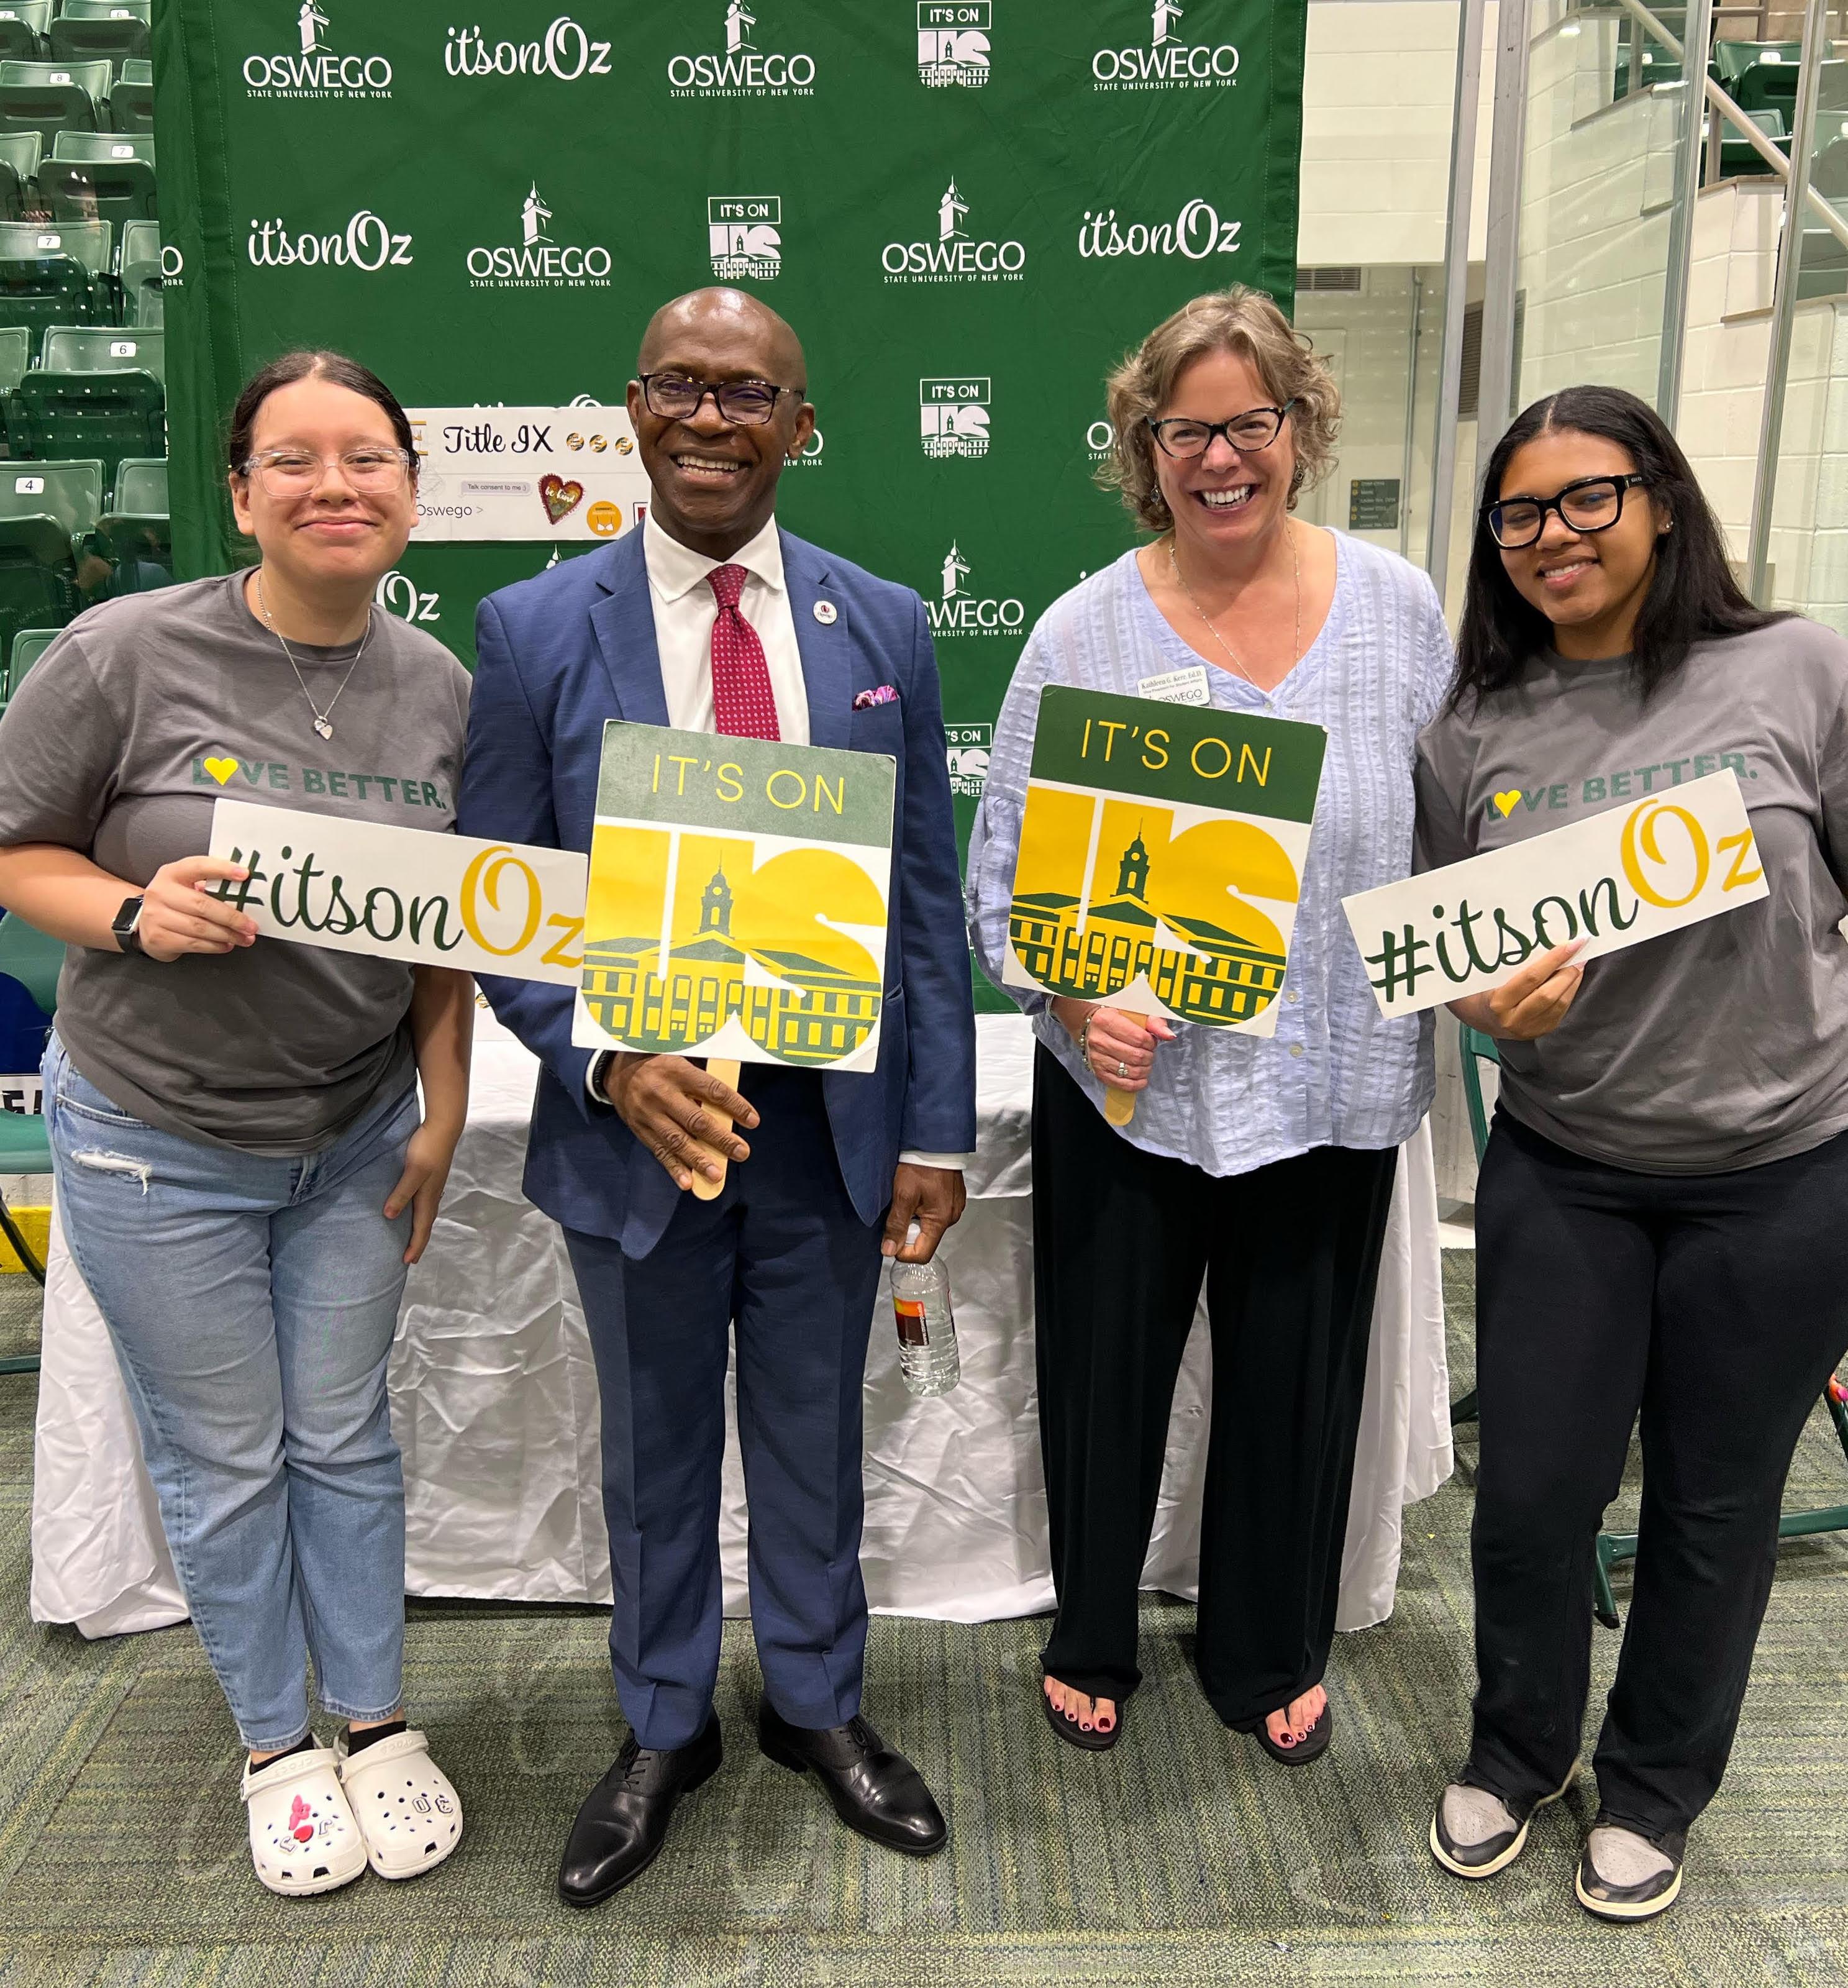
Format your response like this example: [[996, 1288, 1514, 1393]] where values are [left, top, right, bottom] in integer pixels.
[[812, 599, 837, 626]]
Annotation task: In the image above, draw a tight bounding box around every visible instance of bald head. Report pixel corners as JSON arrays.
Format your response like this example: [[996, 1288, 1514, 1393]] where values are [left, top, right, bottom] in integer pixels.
[[637, 287, 806, 392]]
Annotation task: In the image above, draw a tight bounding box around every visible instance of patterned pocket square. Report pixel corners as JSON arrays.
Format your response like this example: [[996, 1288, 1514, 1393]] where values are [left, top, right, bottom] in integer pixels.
[[853, 684, 901, 709]]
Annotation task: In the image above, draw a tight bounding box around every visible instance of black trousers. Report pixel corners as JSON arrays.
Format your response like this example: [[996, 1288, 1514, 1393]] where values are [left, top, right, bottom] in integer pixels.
[[1467, 1111, 1848, 1843], [1031, 1047, 1398, 1728]]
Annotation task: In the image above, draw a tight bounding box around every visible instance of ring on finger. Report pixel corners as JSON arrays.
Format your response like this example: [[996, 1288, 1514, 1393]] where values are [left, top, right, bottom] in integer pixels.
[[1117, 1060, 1128, 1078]]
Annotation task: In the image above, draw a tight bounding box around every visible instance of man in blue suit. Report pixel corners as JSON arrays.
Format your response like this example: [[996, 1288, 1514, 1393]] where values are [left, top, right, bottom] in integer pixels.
[[458, 288, 977, 1906]]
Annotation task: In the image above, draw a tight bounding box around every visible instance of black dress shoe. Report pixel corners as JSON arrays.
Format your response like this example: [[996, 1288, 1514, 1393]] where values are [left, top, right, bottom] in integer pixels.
[[757, 1702, 947, 1856], [557, 1717, 722, 1907]]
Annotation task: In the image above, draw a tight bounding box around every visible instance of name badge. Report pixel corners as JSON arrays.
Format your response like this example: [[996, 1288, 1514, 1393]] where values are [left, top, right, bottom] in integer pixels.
[[1137, 665, 1211, 706]]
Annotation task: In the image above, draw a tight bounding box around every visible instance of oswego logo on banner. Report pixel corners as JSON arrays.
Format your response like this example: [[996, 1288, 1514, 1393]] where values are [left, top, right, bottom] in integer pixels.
[[376, 570, 440, 624], [920, 377, 990, 458], [1086, 417, 1114, 463], [1078, 196, 1242, 260], [945, 723, 993, 798], [1094, 0, 1240, 91], [927, 542, 1024, 638], [247, 209, 412, 270], [467, 184, 612, 288], [790, 427, 824, 470], [709, 196, 781, 280], [444, 17, 612, 78], [245, 2, 392, 99], [668, 2, 816, 98], [882, 180, 1024, 285], [918, 2, 990, 87]]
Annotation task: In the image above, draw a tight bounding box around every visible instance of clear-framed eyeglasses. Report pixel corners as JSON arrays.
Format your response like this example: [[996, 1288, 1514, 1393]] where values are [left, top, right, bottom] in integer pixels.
[[1145, 401, 1297, 460], [1483, 473, 1650, 550], [639, 372, 798, 427], [241, 447, 414, 496]]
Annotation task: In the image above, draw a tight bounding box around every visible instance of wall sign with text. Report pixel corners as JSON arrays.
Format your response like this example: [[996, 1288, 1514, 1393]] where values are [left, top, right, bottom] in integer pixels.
[[406, 406, 650, 542]]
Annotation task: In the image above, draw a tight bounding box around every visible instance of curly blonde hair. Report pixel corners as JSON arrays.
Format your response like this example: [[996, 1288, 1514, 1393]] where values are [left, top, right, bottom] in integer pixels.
[[1099, 286, 1342, 532]]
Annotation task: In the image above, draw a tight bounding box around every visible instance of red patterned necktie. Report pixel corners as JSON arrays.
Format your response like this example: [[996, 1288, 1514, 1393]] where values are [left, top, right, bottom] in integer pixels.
[[706, 562, 780, 741]]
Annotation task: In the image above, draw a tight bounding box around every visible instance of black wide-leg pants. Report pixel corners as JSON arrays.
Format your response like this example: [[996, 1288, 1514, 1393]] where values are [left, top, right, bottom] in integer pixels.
[[1466, 1111, 1848, 1843], [1031, 1047, 1398, 1729]]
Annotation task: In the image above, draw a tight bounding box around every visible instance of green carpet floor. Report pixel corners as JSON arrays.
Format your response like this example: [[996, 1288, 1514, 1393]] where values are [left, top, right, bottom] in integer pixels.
[[2, 1256, 1847, 1985]]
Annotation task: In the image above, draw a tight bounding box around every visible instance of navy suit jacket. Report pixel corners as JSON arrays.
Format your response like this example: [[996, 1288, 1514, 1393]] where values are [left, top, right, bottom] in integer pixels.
[[457, 525, 978, 1259]]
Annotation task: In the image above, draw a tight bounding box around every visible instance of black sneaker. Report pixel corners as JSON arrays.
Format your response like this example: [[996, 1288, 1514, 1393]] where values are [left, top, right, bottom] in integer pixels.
[[1574, 1817, 1685, 1922], [1429, 1759, 1579, 1879]]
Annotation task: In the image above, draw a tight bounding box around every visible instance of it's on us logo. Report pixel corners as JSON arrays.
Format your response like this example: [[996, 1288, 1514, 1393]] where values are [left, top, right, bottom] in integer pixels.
[[920, 376, 991, 459], [882, 179, 1025, 284], [1093, 0, 1240, 90], [466, 184, 612, 287], [668, 1, 816, 97], [708, 196, 782, 280], [444, 15, 612, 78], [376, 570, 440, 624], [247, 208, 412, 270], [918, 1, 990, 87], [244, 1, 393, 98]]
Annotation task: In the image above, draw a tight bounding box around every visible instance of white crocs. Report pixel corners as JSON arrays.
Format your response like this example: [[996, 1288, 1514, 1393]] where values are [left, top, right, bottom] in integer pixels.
[[242, 1744, 367, 1897], [336, 1728, 463, 1879]]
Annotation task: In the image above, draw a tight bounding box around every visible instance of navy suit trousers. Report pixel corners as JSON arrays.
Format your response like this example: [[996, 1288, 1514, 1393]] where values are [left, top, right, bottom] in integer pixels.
[[564, 1067, 884, 1752]]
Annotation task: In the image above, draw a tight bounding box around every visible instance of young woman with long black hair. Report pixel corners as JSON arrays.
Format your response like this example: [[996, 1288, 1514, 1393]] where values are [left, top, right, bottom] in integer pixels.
[[1416, 384, 1848, 1920]]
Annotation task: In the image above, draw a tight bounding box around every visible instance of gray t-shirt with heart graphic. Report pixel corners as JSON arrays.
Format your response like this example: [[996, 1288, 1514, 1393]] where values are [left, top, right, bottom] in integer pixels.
[[0, 570, 470, 1154], [1415, 618, 1848, 1173]]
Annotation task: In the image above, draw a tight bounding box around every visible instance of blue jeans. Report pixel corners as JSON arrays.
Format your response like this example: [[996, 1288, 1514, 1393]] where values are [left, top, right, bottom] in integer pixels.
[[44, 1031, 419, 1751]]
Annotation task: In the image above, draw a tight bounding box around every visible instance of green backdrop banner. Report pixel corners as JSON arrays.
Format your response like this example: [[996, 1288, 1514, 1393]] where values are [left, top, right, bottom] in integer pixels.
[[152, 0, 1306, 1006]]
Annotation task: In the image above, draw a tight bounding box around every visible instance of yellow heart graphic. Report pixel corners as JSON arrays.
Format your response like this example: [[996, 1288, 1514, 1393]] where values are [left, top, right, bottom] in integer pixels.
[[203, 756, 239, 786], [1492, 788, 1521, 818]]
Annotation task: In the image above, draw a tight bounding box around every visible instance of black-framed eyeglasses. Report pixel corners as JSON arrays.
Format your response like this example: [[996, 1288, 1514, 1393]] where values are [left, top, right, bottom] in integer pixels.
[[639, 372, 798, 427], [1484, 473, 1649, 549], [1145, 401, 1298, 460]]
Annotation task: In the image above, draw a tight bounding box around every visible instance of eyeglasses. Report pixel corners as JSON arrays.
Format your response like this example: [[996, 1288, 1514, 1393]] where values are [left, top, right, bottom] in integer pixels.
[[1145, 402, 1298, 460], [1484, 473, 1649, 549], [240, 447, 412, 496], [639, 373, 798, 427]]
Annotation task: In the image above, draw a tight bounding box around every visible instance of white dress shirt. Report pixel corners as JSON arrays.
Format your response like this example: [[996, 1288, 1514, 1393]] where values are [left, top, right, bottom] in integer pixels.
[[590, 511, 966, 1174]]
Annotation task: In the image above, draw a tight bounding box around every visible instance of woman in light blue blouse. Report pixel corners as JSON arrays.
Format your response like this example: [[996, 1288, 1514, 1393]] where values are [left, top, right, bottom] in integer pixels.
[[967, 286, 1454, 1762]]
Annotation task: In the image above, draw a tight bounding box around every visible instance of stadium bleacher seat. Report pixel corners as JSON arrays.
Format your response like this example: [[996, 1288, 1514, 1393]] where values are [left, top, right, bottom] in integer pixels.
[[6, 619, 55, 692], [0, 2, 50, 63], [0, 220, 104, 352], [1614, 45, 1681, 97], [0, 127, 38, 217], [80, 449, 165, 595], [0, 320, 29, 390], [0, 58, 109, 145], [9, 320, 162, 476], [1718, 108, 1790, 178], [1711, 40, 1801, 88], [48, 0, 150, 73], [117, 208, 156, 323], [1813, 124, 1848, 199], [0, 454, 96, 657], [107, 52, 147, 132], [41, 127, 153, 227]]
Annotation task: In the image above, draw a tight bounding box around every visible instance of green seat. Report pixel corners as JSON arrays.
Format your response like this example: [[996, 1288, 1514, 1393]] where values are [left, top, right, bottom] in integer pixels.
[[84, 447, 166, 595], [0, 253, 87, 352], [0, 214, 106, 270], [0, 126, 39, 216], [48, 0, 150, 71], [0, 320, 28, 388], [104, 70, 147, 130], [0, 906, 56, 1298], [1736, 51, 1802, 116], [1719, 107, 1790, 178], [0, 1, 50, 62], [1814, 127, 1848, 199], [1614, 46, 1681, 97], [0, 217, 109, 328], [117, 207, 155, 322], [0, 57, 108, 145], [0, 454, 95, 656], [1710, 37, 1800, 86], [39, 142, 152, 227], [7, 618, 55, 686], [38, 319, 155, 376]]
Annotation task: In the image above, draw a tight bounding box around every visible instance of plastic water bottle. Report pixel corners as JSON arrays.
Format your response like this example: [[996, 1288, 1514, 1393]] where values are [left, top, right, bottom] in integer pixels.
[[892, 1252, 960, 1397]]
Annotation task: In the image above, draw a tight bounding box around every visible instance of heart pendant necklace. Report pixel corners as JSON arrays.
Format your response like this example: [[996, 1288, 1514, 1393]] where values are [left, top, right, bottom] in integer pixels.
[[255, 568, 371, 742]]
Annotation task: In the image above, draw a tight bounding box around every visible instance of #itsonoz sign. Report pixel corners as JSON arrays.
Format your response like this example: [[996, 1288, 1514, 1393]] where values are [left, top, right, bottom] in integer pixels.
[[1341, 768, 1769, 1018], [1003, 686, 1327, 1039], [572, 723, 897, 1074], [207, 798, 588, 981]]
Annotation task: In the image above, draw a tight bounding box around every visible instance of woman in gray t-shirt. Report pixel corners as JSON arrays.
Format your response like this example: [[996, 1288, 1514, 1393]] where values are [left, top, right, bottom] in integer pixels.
[[0, 351, 472, 1897], [1417, 385, 1848, 1924]]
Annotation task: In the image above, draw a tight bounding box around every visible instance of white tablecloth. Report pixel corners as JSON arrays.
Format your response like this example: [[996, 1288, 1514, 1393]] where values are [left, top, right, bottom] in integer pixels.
[[29, 1013, 1451, 1639]]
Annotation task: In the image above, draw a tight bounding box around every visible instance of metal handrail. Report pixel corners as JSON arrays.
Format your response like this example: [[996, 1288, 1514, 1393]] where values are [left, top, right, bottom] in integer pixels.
[[1610, 0, 1848, 253]]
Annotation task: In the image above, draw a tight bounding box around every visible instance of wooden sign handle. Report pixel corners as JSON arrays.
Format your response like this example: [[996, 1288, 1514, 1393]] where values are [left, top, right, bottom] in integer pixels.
[[691, 1057, 743, 1201], [1101, 1011, 1147, 1128]]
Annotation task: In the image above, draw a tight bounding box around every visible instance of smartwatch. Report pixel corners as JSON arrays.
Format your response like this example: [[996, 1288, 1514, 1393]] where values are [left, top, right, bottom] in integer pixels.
[[111, 893, 146, 956]]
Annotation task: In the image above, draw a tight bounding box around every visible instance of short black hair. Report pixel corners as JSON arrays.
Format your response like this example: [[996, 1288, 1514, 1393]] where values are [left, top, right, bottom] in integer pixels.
[[1453, 382, 1785, 712], [227, 349, 417, 480]]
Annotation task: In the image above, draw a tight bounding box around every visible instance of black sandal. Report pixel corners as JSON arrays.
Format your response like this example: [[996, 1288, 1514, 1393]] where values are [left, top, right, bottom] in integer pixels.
[[1041, 1684, 1124, 1753], [1252, 1700, 1332, 1766]]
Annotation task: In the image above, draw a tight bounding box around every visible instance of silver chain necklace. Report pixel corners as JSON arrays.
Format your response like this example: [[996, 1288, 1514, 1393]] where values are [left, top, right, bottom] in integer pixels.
[[1167, 523, 1301, 692], [255, 568, 371, 741]]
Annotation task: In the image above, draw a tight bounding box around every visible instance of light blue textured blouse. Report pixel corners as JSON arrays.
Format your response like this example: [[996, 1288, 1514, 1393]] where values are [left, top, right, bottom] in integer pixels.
[[965, 536, 1455, 1177]]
